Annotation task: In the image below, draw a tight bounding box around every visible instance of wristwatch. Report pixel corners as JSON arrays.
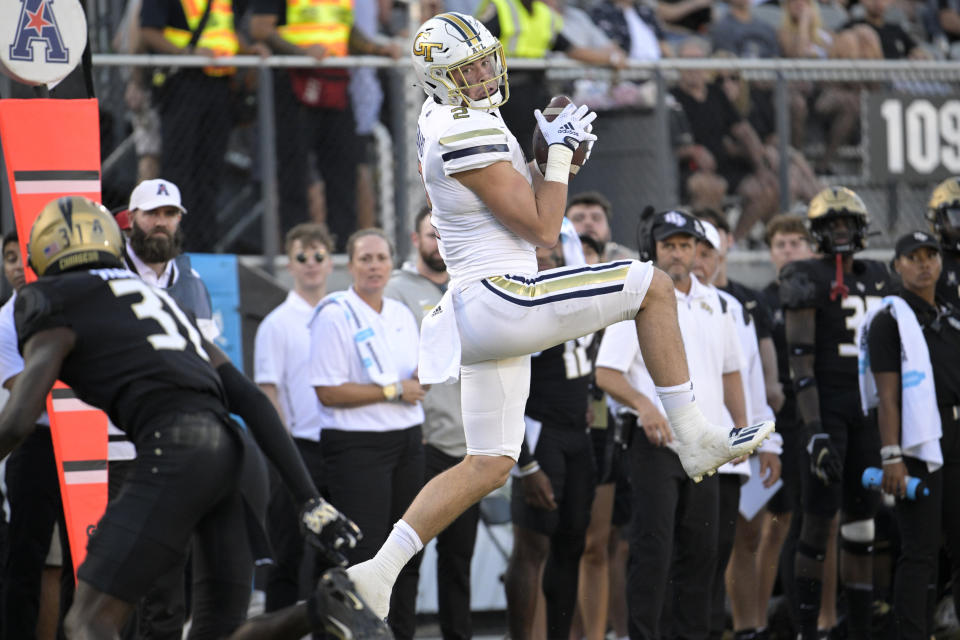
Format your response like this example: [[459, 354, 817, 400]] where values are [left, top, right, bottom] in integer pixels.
[[382, 382, 401, 402]]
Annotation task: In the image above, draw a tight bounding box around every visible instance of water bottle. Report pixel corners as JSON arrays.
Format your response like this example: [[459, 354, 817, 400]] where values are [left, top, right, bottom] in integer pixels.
[[862, 467, 930, 500]]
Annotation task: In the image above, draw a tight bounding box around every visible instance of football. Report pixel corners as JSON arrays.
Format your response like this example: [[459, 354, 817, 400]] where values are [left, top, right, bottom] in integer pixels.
[[532, 95, 590, 177]]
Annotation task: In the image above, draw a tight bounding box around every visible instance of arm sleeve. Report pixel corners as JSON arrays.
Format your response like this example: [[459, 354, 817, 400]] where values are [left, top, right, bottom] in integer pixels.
[[14, 284, 67, 352], [867, 311, 901, 374], [309, 307, 354, 387], [217, 361, 318, 504], [253, 313, 284, 385]]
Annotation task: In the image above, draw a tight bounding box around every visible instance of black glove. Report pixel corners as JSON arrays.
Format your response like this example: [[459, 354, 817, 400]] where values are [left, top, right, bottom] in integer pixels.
[[300, 497, 362, 567], [806, 431, 842, 485]]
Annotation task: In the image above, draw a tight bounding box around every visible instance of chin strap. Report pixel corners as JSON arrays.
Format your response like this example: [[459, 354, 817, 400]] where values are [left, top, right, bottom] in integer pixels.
[[829, 253, 849, 301]]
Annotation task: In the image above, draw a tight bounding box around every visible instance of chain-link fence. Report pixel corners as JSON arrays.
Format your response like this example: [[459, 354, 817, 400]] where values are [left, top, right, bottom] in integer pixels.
[[56, 53, 960, 264]]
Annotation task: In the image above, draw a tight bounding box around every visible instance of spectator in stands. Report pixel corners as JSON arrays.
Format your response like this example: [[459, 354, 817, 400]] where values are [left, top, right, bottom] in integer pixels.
[[310, 228, 427, 639], [476, 0, 627, 159], [254, 223, 333, 612], [655, 0, 713, 39], [712, 52, 823, 206], [384, 210, 478, 640], [841, 0, 929, 59], [672, 38, 779, 244], [937, 0, 960, 49], [139, 0, 264, 251], [670, 102, 730, 214], [710, 0, 781, 58], [505, 238, 598, 640], [778, 0, 834, 59], [590, 0, 672, 60], [250, 1, 400, 250], [565, 191, 637, 261]]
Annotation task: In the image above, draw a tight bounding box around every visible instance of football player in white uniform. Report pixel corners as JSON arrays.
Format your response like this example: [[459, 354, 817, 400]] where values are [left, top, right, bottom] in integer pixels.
[[345, 11, 775, 619]]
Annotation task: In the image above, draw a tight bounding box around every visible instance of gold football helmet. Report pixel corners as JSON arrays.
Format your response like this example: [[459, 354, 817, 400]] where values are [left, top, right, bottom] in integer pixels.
[[927, 177, 960, 252], [806, 186, 870, 255], [28, 196, 124, 277]]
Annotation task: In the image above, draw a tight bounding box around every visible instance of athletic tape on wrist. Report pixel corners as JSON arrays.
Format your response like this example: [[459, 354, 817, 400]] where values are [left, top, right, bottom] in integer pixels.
[[544, 145, 574, 184]]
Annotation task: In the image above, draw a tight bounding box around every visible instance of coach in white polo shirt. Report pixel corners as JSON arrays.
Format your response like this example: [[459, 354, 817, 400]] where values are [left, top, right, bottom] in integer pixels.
[[309, 229, 426, 639], [595, 209, 747, 640], [254, 223, 334, 612]]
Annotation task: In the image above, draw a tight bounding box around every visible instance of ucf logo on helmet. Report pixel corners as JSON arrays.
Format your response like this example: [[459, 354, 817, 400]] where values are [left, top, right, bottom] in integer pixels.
[[1, 0, 86, 86]]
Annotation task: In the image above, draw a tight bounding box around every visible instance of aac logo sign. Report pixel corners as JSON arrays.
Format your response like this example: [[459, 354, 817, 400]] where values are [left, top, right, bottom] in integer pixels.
[[1, 0, 86, 86]]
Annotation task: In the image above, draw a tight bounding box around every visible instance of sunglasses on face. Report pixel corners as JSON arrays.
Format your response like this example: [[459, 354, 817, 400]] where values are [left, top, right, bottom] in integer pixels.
[[295, 251, 327, 264]]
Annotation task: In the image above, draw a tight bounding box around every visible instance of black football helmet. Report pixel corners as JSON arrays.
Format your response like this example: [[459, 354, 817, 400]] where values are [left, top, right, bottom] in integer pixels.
[[927, 177, 960, 253], [806, 186, 870, 255]]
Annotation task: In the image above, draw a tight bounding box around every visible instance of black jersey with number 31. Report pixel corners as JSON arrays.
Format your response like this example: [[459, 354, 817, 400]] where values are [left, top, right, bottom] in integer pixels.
[[779, 256, 892, 392], [14, 268, 226, 437]]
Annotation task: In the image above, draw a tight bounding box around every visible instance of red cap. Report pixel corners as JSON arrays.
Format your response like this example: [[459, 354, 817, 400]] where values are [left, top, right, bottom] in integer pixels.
[[113, 209, 131, 231]]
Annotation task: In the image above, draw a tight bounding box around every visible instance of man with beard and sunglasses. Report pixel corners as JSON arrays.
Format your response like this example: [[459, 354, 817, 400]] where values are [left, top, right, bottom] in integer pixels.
[[383, 208, 477, 640], [124, 178, 219, 342]]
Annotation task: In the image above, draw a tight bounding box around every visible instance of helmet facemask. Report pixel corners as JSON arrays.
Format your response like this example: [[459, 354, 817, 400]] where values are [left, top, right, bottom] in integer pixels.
[[445, 45, 509, 110]]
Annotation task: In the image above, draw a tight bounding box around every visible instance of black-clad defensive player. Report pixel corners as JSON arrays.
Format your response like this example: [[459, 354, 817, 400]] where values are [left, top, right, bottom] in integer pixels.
[[780, 187, 892, 640], [927, 177, 960, 309], [0, 197, 390, 640]]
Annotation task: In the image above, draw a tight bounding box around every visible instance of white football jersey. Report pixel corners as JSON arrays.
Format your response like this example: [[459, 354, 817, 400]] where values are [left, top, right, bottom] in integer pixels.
[[417, 97, 537, 286]]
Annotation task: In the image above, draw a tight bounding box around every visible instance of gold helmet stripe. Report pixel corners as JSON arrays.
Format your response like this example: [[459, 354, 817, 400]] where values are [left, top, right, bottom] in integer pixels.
[[436, 13, 480, 45]]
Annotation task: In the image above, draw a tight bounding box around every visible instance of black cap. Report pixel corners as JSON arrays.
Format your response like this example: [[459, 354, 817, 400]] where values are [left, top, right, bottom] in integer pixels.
[[894, 230, 940, 259], [651, 210, 705, 242]]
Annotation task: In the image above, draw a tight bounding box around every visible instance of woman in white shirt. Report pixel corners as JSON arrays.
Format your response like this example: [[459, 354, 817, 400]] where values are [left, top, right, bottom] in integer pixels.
[[309, 229, 427, 639]]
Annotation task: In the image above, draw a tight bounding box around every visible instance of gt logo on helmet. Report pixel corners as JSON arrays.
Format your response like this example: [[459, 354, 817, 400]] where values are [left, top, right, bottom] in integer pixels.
[[413, 33, 442, 62]]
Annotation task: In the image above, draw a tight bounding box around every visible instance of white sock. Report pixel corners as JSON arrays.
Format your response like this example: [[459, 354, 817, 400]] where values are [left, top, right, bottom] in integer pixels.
[[655, 381, 695, 411], [366, 520, 423, 586]]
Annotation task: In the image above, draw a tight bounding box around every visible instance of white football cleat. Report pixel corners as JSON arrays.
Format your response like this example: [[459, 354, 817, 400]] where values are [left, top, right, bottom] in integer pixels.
[[674, 420, 776, 482], [346, 560, 393, 621]]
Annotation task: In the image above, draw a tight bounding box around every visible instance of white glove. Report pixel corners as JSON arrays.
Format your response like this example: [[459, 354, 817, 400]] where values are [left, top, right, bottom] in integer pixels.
[[534, 103, 598, 153], [581, 123, 596, 164]]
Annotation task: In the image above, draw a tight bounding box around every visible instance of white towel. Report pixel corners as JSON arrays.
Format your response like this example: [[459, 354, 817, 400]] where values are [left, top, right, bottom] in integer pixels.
[[858, 295, 942, 471], [560, 217, 586, 267], [418, 288, 462, 385], [312, 289, 400, 387]]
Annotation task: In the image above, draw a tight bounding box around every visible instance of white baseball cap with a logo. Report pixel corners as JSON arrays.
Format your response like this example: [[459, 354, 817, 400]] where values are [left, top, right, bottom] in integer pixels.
[[128, 179, 187, 214]]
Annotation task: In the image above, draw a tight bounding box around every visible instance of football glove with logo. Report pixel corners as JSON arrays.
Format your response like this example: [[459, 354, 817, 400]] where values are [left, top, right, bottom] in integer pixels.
[[534, 103, 597, 152], [301, 497, 362, 567], [807, 430, 842, 485]]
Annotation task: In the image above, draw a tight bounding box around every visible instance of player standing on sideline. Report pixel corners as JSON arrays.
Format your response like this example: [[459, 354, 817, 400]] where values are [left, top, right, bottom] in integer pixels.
[[927, 177, 960, 308], [0, 197, 387, 640], [344, 11, 774, 620], [780, 187, 893, 640]]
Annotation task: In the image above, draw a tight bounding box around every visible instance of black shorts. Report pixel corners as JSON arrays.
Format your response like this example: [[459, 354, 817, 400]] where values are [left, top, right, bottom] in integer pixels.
[[800, 392, 881, 519], [79, 411, 259, 604], [512, 425, 597, 537]]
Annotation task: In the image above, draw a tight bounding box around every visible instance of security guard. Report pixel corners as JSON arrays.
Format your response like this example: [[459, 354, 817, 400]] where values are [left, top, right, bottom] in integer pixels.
[[476, 0, 625, 159], [927, 177, 960, 309], [250, 0, 399, 249], [862, 230, 960, 640]]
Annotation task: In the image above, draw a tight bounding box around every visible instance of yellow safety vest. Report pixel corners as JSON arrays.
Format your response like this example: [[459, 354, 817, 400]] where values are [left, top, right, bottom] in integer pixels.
[[163, 0, 238, 76], [278, 0, 354, 57], [476, 0, 561, 58]]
